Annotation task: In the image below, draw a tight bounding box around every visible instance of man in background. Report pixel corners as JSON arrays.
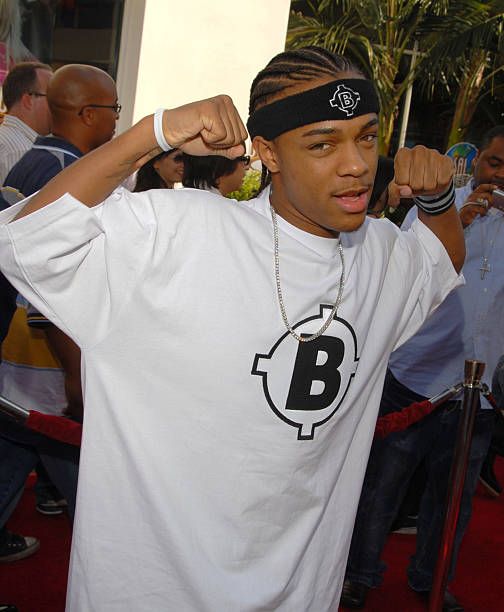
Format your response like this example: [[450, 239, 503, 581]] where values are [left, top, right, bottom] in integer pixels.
[[0, 63, 119, 562], [0, 61, 52, 184], [343, 126, 504, 612]]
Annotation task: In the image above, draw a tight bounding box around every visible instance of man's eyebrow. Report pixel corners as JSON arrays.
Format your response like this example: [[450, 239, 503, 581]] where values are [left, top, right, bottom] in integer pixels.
[[301, 118, 379, 137], [488, 155, 504, 163]]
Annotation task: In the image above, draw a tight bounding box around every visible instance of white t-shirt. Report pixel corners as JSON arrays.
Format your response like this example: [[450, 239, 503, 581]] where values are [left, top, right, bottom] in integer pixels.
[[0, 186, 460, 611]]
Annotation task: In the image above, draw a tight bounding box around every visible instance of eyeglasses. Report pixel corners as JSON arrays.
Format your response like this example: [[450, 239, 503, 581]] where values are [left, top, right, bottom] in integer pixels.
[[236, 155, 251, 166], [28, 92, 47, 98], [77, 102, 122, 116]]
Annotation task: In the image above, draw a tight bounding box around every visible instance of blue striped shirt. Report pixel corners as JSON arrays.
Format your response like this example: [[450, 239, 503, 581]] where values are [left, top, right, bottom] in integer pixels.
[[389, 184, 504, 405]]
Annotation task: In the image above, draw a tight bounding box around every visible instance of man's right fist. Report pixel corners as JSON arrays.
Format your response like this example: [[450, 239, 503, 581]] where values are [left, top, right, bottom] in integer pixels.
[[163, 96, 248, 159]]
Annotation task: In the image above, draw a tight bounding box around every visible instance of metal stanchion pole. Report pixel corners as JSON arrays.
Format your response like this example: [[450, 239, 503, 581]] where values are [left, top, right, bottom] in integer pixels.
[[0, 394, 29, 422], [429, 360, 485, 612]]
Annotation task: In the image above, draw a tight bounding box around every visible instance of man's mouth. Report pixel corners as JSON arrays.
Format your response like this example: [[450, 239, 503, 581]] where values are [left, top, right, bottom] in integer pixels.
[[332, 188, 369, 213]]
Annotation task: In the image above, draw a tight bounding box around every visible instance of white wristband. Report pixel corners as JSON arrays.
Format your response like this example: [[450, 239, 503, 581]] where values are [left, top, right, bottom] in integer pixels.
[[153, 108, 173, 152]]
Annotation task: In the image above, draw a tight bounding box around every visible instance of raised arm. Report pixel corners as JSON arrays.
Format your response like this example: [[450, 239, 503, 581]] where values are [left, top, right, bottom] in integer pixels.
[[15, 96, 248, 220], [388, 146, 465, 273]]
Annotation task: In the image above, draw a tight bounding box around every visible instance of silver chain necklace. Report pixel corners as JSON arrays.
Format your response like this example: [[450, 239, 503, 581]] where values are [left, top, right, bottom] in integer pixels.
[[270, 204, 345, 343]]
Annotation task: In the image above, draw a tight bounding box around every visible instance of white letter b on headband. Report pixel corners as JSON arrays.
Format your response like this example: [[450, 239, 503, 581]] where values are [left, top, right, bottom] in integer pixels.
[[247, 79, 380, 140]]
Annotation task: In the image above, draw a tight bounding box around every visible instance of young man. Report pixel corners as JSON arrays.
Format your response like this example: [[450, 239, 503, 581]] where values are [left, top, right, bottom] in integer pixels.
[[0, 48, 463, 610]]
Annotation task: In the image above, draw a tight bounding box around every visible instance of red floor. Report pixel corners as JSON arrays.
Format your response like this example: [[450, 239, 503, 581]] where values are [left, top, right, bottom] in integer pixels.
[[341, 457, 504, 611], [1, 459, 503, 611]]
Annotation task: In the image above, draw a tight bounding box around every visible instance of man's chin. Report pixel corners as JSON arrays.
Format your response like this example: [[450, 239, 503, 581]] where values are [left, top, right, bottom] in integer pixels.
[[333, 211, 367, 234]]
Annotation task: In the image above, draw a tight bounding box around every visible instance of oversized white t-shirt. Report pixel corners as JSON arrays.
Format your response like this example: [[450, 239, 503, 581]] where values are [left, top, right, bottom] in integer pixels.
[[0, 187, 460, 611]]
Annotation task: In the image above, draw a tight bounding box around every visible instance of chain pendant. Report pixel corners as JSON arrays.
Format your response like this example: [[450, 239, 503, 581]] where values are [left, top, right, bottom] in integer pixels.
[[270, 204, 345, 343]]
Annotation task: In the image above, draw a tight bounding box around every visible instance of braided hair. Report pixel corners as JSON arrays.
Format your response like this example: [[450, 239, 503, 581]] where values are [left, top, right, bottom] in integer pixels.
[[248, 46, 363, 192]]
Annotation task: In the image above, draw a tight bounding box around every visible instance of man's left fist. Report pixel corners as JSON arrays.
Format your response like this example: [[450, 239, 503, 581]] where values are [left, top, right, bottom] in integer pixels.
[[387, 146, 453, 207]]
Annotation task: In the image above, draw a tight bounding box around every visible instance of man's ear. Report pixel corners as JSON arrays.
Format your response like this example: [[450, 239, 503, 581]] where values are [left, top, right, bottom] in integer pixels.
[[79, 107, 94, 126], [253, 136, 280, 174], [20, 92, 33, 111]]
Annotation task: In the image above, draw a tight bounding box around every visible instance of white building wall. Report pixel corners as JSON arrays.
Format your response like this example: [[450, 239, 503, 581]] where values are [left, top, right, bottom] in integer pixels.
[[116, 0, 291, 143]]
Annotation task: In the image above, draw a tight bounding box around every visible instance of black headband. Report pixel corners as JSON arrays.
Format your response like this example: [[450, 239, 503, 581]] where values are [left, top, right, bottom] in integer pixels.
[[247, 79, 380, 140]]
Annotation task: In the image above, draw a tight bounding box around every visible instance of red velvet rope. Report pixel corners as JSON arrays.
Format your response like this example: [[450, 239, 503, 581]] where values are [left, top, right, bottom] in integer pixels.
[[25, 411, 82, 447], [18, 397, 436, 448], [374, 399, 434, 438]]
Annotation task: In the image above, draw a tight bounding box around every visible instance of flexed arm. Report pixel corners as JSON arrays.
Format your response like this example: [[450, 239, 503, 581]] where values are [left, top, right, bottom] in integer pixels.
[[15, 96, 248, 219], [387, 146, 465, 273]]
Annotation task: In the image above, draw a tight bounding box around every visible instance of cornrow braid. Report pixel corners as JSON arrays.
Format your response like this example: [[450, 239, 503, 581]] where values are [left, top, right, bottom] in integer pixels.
[[249, 46, 363, 193]]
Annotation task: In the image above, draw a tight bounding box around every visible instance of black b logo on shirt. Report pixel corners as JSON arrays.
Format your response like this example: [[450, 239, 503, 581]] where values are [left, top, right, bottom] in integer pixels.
[[252, 305, 359, 440], [286, 335, 345, 412]]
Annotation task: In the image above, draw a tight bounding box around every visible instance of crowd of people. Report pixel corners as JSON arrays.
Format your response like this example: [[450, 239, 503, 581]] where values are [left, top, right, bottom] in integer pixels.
[[0, 44, 502, 612]]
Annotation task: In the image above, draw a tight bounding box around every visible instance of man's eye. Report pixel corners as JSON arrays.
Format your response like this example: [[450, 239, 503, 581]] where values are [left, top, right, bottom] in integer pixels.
[[361, 133, 378, 143], [309, 143, 330, 151]]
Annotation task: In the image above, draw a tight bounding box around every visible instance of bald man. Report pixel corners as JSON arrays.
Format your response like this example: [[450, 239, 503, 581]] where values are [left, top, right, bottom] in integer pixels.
[[0, 64, 119, 562], [4, 63, 119, 195]]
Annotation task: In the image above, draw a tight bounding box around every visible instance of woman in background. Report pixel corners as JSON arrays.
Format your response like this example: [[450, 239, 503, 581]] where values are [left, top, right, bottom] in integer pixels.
[[133, 149, 184, 192], [182, 153, 250, 196]]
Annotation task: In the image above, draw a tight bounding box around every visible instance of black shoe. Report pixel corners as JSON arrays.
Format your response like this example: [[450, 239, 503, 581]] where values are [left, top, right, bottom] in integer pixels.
[[0, 605, 18, 612], [340, 579, 370, 609], [391, 514, 418, 535], [36, 497, 68, 516], [479, 455, 502, 497], [0, 530, 40, 563], [415, 588, 464, 612]]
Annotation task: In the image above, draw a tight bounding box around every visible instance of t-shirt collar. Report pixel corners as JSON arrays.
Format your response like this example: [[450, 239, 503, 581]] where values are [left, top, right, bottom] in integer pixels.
[[256, 187, 343, 259]]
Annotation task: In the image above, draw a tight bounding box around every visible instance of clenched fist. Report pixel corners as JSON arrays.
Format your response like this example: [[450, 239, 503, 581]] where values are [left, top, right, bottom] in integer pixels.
[[387, 146, 454, 208], [162, 95, 248, 159]]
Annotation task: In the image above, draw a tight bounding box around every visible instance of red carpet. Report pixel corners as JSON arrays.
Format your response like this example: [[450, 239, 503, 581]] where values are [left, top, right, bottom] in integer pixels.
[[0, 473, 71, 611], [0, 460, 503, 611], [340, 457, 504, 611]]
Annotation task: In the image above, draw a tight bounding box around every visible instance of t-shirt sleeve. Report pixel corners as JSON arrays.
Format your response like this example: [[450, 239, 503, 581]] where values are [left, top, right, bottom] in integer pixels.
[[390, 217, 464, 350], [0, 187, 161, 348]]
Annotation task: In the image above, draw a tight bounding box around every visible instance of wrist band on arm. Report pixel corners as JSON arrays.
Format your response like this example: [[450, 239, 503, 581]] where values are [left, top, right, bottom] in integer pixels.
[[414, 181, 455, 216], [153, 108, 173, 152]]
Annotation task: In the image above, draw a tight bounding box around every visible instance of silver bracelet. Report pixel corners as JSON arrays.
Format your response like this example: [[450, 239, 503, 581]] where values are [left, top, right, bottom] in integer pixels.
[[153, 108, 173, 152]]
